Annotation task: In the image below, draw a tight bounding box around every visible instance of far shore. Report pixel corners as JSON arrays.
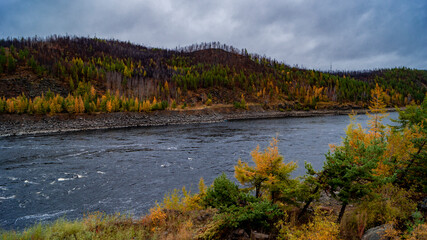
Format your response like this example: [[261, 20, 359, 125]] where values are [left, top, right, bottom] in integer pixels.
[[0, 105, 399, 137]]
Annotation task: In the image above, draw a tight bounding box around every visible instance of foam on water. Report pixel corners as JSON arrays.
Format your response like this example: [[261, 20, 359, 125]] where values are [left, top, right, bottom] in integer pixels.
[[14, 209, 76, 224], [24, 180, 38, 184], [58, 178, 73, 181], [0, 195, 16, 200]]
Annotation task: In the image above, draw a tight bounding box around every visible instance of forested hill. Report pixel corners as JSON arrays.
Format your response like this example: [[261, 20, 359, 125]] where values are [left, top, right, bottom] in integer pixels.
[[0, 36, 426, 113]]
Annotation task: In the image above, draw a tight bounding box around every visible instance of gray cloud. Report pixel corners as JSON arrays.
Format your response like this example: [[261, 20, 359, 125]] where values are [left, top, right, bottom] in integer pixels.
[[1, 0, 426, 70]]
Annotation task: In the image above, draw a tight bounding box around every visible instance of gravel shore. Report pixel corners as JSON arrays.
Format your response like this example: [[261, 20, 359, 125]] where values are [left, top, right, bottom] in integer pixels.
[[0, 105, 384, 137]]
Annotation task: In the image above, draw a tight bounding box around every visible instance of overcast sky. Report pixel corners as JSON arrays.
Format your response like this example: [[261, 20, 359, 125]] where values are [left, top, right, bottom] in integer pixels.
[[1, 0, 426, 70]]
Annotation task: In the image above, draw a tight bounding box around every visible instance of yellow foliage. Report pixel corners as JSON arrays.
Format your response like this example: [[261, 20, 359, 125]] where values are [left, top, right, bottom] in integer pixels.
[[49, 94, 63, 114], [235, 137, 297, 200], [132, 97, 139, 112], [152, 97, 157, 106], [90, 86, 96, 98], [6, 98, 14, 113], [198, 177, 207, 195], [33, 96, 45, 114], [383, 221, 427, 240], [145, 203, 167, 228], [141, 99, 151, 112], [164, 81, 169, 94], [367, 84, 388, 137], [106, 100, 113, 113], [278, 208, 340, 240], [205, 98, 212, 106], [74, 96, 85, 113], [65, 94, 75, 113], [379, 127, 420, 176], [15, 95, 28, 114], [161, 187, 204, 212]]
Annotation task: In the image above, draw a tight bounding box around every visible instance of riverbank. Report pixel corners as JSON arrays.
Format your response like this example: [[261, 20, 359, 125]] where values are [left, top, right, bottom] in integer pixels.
[[0, 105, 396, 137]]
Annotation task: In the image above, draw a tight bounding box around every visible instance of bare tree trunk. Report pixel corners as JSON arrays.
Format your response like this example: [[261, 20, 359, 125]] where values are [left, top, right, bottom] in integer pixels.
[[337, 202, 347, 223]]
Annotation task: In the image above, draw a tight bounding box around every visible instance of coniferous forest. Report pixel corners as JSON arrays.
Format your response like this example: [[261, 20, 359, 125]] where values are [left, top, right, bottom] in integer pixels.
[[0, 36, 426, 114]]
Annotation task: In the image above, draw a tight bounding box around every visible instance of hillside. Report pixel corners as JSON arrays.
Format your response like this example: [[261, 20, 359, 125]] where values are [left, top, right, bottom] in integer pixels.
[[0, 36, 426, 114]]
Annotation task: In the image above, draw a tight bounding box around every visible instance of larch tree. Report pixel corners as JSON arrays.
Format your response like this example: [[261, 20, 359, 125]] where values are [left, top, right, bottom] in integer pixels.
[[234, 137, 298, 203], [367, 83, 388, 138]]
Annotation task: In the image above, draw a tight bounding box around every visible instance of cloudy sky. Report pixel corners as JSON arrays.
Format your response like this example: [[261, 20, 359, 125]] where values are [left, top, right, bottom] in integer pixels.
[[1, 0, 426, 70]]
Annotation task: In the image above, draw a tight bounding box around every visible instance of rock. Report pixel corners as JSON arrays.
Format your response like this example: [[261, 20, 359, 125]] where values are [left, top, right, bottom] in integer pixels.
[[231, 229, 249, 239], [317, 206, 334, 215], [250, 230, 269, 240], [362, 224, 392, 240]]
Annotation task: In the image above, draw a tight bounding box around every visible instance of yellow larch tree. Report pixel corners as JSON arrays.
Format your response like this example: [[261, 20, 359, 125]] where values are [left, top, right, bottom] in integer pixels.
[[235, 137, 297, 202], [367, 83, 388, 137]]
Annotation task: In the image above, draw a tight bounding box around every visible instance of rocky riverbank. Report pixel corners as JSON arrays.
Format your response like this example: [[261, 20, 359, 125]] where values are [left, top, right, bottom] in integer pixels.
[[0, 105, 393, 137]]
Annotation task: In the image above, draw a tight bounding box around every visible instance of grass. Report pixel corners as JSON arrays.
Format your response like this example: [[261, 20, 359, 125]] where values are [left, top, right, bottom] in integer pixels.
[[1, 208, 217, 240], [1, 213, 150, 240]]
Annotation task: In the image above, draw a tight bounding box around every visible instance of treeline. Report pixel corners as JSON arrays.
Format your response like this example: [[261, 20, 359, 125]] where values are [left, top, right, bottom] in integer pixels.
[[0, 36, 426, 113], [0, 82, 174, 114]]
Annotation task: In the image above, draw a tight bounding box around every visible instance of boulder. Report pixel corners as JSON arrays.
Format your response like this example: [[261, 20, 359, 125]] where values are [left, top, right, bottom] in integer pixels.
[[231, 228, 249, 239], [362, 224, 392, 240], [250, 230, 269, 240]]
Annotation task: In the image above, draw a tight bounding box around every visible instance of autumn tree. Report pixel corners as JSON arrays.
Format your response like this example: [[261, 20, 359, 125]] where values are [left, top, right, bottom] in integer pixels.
[[367, 83, 388, 137], [234, 137, 298, 203], [393, 94, 427, 192]]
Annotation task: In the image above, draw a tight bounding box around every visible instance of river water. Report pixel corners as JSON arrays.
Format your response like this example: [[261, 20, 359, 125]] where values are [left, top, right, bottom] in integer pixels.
[[0, 112, 398, 230]]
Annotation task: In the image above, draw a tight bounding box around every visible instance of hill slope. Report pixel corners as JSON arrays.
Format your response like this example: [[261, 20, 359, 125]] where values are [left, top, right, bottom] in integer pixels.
[[0, 36, 426, 113]]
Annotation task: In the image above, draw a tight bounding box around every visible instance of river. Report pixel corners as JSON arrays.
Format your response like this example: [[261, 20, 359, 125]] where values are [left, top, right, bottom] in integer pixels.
[[0, 112, 398, 230]]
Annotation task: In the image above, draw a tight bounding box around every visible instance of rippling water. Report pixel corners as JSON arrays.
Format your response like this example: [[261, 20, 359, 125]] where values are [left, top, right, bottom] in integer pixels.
[[0, 112, 398, 229]]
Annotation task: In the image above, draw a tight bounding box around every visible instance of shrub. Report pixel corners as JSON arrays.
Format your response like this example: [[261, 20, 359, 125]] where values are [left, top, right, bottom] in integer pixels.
[[340, 183, 418, 239], [160, 100, 168, 110], [278, 207, 340, 240], [360, 183, 417, 228], [203, 173, 251, 209], [217, 199, 283, 233]]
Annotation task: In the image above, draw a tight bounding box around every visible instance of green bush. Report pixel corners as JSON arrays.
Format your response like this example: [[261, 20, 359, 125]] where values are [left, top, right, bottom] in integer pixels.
[[160, 100, 168, 110], [233, 101, 245, 109], [203, 173, 253, 209], [221, 200, 282, 229], [171, 100, 177, 109]]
